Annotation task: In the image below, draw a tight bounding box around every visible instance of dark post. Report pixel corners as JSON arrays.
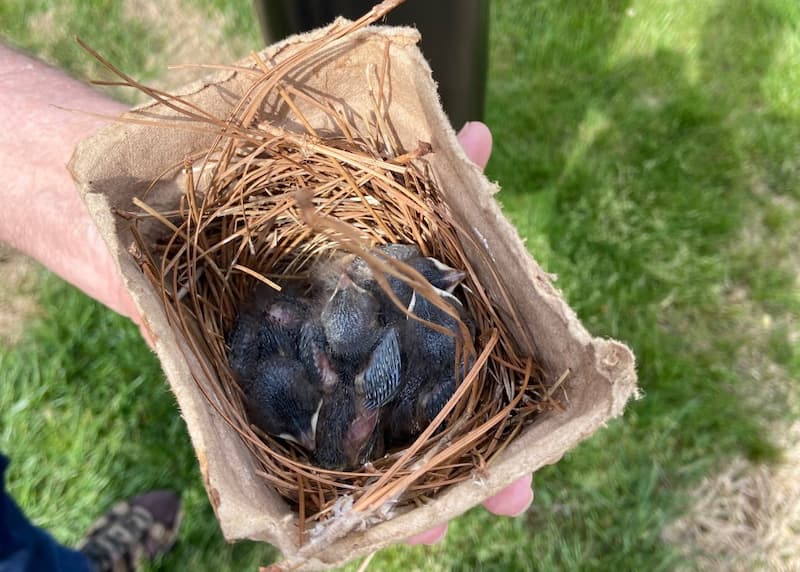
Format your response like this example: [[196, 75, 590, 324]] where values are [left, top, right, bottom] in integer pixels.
[[254, 0, 489, 128]]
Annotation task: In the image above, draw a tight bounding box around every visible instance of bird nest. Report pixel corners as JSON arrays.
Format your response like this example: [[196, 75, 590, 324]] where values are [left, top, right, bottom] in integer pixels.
[[87, 3, 559, 543]]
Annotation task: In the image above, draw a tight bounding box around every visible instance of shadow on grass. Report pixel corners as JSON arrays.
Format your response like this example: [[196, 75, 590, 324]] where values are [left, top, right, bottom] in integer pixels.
[[477, 0, 799, 569]]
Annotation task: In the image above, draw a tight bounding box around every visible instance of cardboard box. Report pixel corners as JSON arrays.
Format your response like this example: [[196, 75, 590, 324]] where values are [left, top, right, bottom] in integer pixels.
[[70, 22, 638, 570]]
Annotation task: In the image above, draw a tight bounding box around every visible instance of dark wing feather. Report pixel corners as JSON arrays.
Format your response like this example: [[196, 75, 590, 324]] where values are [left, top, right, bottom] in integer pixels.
[[357, 326, 402, 410]]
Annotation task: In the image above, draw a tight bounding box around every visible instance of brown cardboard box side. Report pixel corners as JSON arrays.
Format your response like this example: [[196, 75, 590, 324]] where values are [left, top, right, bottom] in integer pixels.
[[70, 23, 637, 570]]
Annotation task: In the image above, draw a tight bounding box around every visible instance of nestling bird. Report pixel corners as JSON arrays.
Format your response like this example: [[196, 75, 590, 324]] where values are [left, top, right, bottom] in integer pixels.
[[262, 296, 309, 348], [313, 326, 401, 469], [312, 378, 381, 470], [298, 319, 339, 393], [227, 285, 309, 381], [383, 356, 470, 445], [417, 372, 457, 431], [405, 287, 473, 367], [382, 365, 426, 445], [386, 256, 466, 319], [375, 243, 421, 261], [242, 356, 322, 452], [227, 243, 474, 467], [383, 285, 473, 444], [320, 273, 380, 360], [227, 309, 266, 382], [349, 249, 466, 322], [347, 243, 421, 283]]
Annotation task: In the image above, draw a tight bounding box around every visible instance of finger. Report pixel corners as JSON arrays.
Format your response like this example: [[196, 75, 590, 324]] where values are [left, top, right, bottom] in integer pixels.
[[137, 322, 156, 350], [457, 121, 493, 170], [482, 474, 534, 517], [114, 288, 155, 349], [405, 522, 448, 545]]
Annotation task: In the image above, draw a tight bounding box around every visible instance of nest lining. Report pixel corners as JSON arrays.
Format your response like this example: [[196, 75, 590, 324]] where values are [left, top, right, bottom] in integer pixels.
[[95, 7, 561, 538]]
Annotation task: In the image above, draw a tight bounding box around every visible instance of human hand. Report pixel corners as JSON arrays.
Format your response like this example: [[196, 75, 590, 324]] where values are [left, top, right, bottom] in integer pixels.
[[405, 121, 534, 546]]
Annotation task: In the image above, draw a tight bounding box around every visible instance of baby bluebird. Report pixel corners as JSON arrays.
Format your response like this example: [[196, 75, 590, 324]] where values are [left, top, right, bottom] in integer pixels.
[[255, 288, 309, 356], [298, 319, 339, 393], [383, 361, 463, 445], [312, 379, 381, 470], [405, 287, 472, 368], [349, 249, 466, 322], [383, 287, 474, 445], [381, 365, 423, 445], [227, 309, 266, 382], [320, 273, 380, 360], [375, 243, 421, 261], [384, 256, 466, 319], [417, 368, 458, 430], [313, 327, 401, 469], [227, 285, 309, 381], [243, 355, 322, 452]]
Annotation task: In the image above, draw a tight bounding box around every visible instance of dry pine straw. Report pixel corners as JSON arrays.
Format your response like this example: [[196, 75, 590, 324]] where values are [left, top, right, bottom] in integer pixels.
[[91, 1, 561, 535]]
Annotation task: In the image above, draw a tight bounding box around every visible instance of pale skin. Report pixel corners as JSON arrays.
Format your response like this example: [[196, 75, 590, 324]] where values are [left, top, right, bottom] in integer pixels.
[[0, 44, 533, 545]]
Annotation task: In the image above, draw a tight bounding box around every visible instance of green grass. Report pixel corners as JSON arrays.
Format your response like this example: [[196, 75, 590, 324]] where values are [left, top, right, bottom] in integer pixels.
[[0, 273, 278, 569], [0, 1, 161, 101], [2, 0, 800, 570]]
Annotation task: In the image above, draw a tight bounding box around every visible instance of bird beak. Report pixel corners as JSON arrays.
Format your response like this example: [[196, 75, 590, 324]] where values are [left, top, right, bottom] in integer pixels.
[[427, 257, 467, 291], [298, 429, 316, 452], [442, 269, 466, 291]]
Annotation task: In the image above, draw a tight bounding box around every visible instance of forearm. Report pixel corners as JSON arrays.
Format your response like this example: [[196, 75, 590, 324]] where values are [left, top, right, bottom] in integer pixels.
[[0, 43, 134, 318]]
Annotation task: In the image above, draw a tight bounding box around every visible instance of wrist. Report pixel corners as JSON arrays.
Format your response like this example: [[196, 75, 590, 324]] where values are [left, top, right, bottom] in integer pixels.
[[0, 43, 133, 317]]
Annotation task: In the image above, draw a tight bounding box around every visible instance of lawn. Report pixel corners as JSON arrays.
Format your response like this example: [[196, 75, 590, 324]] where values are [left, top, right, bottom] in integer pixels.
[[1, 0, 799, 570]]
